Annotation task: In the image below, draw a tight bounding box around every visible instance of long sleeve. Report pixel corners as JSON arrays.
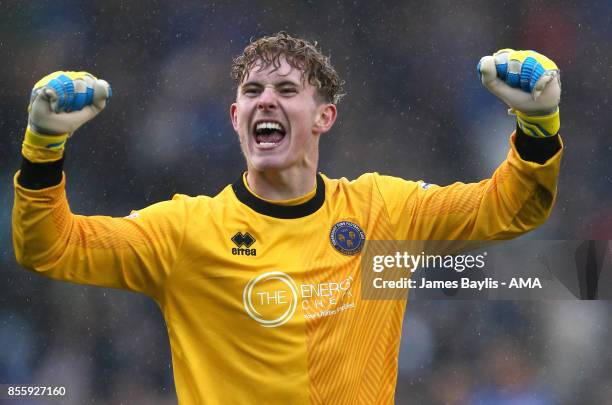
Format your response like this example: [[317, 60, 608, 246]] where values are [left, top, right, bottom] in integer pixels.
[[12, 173, 188, 301], [375, 131, 563, 241]]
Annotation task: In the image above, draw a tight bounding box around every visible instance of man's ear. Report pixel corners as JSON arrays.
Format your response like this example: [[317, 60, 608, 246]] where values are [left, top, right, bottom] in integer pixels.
[[313, 103, 337, 134], [230, 103, 238, 132]]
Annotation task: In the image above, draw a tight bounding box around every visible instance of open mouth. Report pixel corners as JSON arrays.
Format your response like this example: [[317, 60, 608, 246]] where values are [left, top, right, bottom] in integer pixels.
[[253, 120, 287, 148]]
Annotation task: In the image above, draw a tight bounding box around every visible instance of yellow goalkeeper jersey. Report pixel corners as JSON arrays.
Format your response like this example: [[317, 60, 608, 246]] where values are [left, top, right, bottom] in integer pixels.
[[12, 134, 561, 404]]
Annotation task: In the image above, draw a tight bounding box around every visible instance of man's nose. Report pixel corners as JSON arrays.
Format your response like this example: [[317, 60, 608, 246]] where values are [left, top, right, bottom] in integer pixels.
[[257, 87, 278, 110]]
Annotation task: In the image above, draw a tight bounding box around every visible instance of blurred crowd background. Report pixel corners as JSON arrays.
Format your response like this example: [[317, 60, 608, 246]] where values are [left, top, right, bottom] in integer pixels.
[[1, 0, 611, 403]]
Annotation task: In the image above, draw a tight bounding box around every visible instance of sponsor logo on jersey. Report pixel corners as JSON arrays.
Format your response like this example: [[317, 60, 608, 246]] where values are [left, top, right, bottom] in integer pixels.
[[330, 221, 365, 255], [231, 232, 257, 256], [243, 271, 355, 327], [243, 272, 298, 327]]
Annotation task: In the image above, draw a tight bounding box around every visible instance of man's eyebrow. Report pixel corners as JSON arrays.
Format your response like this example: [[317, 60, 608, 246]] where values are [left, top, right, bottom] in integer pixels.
[[240, 79, 301, 88], [275, 80, 300, 87], [241, 80, 263, 88]]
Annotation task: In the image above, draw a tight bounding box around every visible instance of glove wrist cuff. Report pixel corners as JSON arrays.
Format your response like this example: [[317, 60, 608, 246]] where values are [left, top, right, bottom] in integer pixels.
[[24, 126, 69, 147], [515, 108, 560, 138], [22, 126, 67, 163]]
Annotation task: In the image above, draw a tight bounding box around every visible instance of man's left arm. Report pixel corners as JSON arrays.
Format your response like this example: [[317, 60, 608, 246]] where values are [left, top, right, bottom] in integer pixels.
[[470, 48, 563, 238], [376, 49, 563, 241]]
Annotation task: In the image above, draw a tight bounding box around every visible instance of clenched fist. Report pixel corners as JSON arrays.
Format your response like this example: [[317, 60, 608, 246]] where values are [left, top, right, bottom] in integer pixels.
[[28, 71, 111, 136], [478, 49, 561, 137]]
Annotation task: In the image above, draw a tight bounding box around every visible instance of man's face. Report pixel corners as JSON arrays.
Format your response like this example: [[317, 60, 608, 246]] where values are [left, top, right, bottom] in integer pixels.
[[230, 57, 335, 173]]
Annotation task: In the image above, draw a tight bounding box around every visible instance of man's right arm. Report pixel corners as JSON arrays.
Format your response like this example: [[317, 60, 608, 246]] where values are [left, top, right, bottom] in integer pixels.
[[12, 71, 186, 300]]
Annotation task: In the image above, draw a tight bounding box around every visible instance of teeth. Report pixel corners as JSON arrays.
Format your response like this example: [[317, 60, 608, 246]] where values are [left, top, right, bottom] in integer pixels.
[[256, 122, 283, 131]]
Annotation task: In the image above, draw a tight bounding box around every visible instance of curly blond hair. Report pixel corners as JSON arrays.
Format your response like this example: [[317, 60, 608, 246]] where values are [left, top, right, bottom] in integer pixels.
[[231, 32, 345, 104]]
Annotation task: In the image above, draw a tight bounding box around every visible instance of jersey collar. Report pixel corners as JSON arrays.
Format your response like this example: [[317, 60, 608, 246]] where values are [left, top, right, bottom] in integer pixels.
[[232, 173, 325, 219]]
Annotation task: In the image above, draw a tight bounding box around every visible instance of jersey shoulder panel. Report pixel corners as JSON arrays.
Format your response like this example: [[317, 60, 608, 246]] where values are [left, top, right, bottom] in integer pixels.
[[360, 172, 423, 240], [322, 172, 377, 209], [324, 172, 422, 195], [205, 184, 239, 213], [168, 187, 229, 217], [326, 172, 422, 208], [322, 172, 391, 223], [169, 185, 244, 236], [322, 172, 377, 196]]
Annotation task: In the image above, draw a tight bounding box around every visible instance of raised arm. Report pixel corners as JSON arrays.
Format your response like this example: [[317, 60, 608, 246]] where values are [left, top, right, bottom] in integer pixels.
[[12, 71, 186, 300], [377, 50, 563, 241]]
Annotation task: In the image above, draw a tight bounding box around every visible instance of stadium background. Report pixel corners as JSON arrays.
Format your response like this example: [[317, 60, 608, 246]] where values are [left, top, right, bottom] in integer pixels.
[[1, 1, 611, 403]]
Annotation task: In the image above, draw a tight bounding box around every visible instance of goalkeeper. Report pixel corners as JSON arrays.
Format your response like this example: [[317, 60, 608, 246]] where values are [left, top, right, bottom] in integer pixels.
[[12, 33, 562, 404]]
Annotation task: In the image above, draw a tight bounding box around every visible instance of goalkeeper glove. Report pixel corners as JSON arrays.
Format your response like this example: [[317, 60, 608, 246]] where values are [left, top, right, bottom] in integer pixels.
[[23, 71, 111, 162], [477, 49, 561, 138]]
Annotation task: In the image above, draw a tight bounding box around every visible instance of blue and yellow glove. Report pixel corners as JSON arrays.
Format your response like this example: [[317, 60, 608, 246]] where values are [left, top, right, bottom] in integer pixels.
[[24, 71, 111, 162], [477, 49, 561, 138]]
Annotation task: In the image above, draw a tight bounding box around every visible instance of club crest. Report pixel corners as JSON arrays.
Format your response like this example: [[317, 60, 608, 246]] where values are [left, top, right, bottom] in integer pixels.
[[330, 221, 365, 255]]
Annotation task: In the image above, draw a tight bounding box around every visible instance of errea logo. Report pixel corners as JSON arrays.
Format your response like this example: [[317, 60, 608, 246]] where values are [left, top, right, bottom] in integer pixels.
[[231, 232, 257, 256]]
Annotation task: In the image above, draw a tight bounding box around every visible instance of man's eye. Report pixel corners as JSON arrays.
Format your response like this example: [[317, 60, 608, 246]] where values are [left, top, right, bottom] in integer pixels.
[[279, 88, 297, 95], [243, 88, 259, 96]]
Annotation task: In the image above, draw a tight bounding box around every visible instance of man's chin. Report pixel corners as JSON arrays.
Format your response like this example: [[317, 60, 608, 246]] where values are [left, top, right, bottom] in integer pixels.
[[249, 156, 290, 172]]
